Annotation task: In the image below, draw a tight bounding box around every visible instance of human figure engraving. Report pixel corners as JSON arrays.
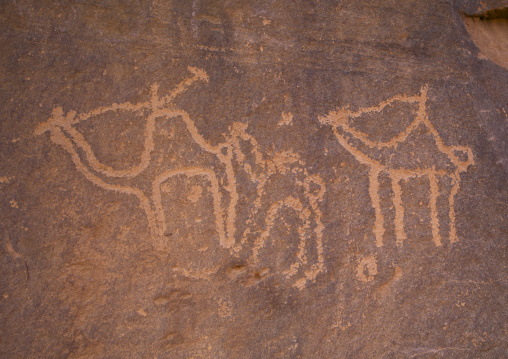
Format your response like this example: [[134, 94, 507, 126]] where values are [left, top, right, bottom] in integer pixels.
[[319, 87, 474, 247]]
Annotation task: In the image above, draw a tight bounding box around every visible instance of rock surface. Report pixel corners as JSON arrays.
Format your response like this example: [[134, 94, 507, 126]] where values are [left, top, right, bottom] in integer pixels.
[[0, 0, 507, 358]]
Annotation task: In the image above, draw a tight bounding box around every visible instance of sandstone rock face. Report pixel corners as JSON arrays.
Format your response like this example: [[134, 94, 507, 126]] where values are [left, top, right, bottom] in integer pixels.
[[0, 1, 507, 358], [463, 6, 508, 70]]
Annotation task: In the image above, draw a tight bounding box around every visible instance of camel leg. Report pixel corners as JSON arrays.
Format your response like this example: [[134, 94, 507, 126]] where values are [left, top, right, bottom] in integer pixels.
[[152, 182, 168, 241], [222, 148, 238, 249], [448, 175, 460, 244], [369, 168, 384, 247], [391, 174, 406, 246], [428, 172, 442, 246]]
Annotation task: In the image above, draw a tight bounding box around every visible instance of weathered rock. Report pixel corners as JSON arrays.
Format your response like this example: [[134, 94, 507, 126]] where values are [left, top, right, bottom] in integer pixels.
[[0, 0, 507, 358]]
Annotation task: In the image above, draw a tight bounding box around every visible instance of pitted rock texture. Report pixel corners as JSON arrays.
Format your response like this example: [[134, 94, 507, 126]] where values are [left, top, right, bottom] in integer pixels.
[[0, 0, 507, 358]]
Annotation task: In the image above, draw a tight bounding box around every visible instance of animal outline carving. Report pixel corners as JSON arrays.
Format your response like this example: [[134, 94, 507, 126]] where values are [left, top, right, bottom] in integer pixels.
[[319, 87, 474, 247], [35, 68, 327, 289], [35, 67, 240, 251], [226, 122, 326, 289]]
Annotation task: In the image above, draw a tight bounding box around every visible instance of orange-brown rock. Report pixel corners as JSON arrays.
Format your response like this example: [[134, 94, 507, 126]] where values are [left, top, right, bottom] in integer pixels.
[[0, 0, 506, 357]]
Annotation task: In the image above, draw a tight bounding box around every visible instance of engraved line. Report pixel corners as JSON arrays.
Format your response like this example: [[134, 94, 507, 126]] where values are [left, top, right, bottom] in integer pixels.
[[368, 169, 384, 247], [428, 170, 442, 246], [448, 174, 460, 243], [48, 127, 158, 236], [391, 174, 406, 246]]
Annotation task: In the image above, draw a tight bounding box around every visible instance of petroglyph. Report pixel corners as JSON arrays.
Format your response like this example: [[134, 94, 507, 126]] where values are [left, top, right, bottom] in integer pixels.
[[319, 87, 474, 247], [226, 122, 326, 289], [35, 67, 242, 252], [36, 68, 327, 289], [356, 255, 378, 282], [376, 266, 403, 297], [279, 112, 294, 126]]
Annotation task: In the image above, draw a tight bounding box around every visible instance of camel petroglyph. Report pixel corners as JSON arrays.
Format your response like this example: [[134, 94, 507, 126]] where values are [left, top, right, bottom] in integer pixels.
[[35, 67, 240, 251], [319, 86, 474, 247], [226, 122, 326, 289], [35, 68, 326, 289]]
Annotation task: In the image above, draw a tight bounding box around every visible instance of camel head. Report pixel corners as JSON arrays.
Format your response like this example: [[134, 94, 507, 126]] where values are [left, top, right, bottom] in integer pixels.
[[318, 107, 350, 129], [34, 107, 67, 136]]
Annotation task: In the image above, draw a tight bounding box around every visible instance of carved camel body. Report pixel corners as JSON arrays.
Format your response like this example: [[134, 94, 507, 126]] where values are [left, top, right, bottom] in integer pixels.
[[35, 68, 326, 289], [35, 67, 241, 251], [319, 87, 474, 247]]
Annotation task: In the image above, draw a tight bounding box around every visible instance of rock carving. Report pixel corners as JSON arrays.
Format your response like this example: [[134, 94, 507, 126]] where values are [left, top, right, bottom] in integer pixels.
[[35, 67, 241, 252], [35, 68, 326, 289], [319, 87, 474, 247], [356, 255, 378, 282], [226, 122, 326, 289]]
